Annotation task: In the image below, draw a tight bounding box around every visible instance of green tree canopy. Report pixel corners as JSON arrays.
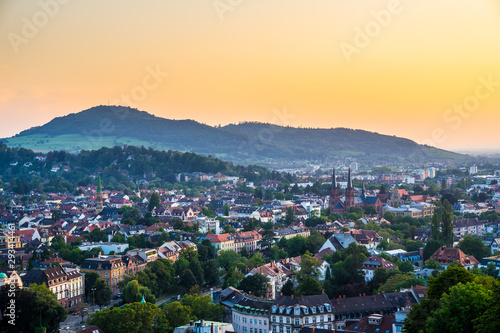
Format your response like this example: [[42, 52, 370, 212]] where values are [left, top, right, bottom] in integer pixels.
[[238, 273, 270, 298], [0, 284, 67, 333], [88, 302, 168, 333], [458, 235, 490, 261]]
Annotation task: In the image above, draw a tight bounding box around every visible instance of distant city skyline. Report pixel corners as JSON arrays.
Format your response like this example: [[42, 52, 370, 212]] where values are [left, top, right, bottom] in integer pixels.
[[1, 0, 500, 152]]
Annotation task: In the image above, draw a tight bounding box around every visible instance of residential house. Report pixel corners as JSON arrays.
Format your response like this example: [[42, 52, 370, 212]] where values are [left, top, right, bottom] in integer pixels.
[[270, 294, 335, 333], [235, 231, 262, 253], [22, 266, 83, 310], [232, 296, 272, 333], [80, 255, 125, 295], [247, 262, 291, 300], [429, 246, 479, 270], [318, 233, 358, 253], [361, 256, 397, 282], [122, 254, 147, 275], [126, 248, 158, 263], [274, 226, 310, 241], [452, 218, 486, 238], [206, 233, 235, 254]]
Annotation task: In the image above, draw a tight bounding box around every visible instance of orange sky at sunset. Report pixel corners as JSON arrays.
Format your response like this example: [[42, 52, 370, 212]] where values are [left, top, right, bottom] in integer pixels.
[[1, 0, 499, 151]]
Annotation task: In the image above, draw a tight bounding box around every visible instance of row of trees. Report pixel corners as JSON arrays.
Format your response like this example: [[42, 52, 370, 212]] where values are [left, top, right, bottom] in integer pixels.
[[87, 293, 224, 333]]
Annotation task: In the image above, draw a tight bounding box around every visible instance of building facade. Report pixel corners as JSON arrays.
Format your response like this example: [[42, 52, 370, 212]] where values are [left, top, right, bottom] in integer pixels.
[[232, 297, 272, 333], [271, 295, 335, 333], [81, 255, 125, 295]]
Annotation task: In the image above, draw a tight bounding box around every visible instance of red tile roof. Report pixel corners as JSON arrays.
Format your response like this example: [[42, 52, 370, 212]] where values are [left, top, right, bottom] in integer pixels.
[[430, 246, 479, 266]]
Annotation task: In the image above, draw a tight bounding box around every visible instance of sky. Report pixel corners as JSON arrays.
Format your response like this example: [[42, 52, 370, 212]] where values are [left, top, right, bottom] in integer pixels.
[[1, 0, 500, 152]]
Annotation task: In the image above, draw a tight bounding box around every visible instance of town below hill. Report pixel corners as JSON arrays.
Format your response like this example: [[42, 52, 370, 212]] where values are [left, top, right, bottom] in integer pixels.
[[0, 142, 499, 333]]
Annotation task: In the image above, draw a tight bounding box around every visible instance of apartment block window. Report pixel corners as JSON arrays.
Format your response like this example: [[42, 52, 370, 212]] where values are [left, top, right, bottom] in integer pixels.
[[305, 318, 309, 324], [279, 317, 283, 324], [294, 319, 299, 326], [313, 317, 316, 323], [286, 318, 290, 324]]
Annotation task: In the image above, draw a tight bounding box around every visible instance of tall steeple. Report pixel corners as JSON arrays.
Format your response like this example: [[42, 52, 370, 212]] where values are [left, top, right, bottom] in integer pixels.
[[347, 167, 352, 189], [96, 174, 103, 213], [344, 167, 355, 208], [97, 174, 102, 193], [332, 165, 337, 188], [329, 165, 340, 214]]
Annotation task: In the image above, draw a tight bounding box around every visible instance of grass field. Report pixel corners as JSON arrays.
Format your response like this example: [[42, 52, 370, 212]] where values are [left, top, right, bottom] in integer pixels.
[[4, 134, 157, 152]]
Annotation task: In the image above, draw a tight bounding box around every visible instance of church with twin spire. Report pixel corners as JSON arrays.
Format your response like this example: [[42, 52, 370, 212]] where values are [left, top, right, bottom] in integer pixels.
[[329, 166, 383, 216]]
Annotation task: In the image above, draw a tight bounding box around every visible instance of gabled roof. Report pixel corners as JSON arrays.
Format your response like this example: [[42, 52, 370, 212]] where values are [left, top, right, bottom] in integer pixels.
[[429, 246, 479, 266]]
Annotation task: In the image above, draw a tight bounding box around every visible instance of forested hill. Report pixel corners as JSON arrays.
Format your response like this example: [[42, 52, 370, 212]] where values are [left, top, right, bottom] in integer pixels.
[[0, 143, 278, 193], [3, 105, 469, 164]]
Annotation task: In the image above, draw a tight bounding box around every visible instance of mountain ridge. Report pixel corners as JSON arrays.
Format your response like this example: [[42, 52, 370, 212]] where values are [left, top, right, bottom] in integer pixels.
[[3, 105, 470, 165]]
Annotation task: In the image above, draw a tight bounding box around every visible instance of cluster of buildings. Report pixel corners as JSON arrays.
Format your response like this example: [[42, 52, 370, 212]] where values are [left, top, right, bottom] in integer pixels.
[[211, 285, 428, 333], [1, 163, 500, 317]]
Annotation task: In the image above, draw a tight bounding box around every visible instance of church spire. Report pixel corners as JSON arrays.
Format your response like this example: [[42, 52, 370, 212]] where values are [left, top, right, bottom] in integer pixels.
[[97, 174, 102, 193], [347, 167, 352, 189], [332, 165, 337, 188], [96, 174, 103, 214]]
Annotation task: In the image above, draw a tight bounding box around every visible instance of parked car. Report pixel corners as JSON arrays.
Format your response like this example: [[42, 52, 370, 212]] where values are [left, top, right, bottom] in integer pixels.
[[72, 311, 80, 315]]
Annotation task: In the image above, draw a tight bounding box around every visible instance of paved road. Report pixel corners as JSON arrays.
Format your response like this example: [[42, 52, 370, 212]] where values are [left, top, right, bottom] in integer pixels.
[[59, 299, 122, 331]]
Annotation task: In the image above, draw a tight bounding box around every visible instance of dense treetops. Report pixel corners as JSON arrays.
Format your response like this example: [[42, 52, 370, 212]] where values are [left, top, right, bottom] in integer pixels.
[[0, 142, 285, 193]]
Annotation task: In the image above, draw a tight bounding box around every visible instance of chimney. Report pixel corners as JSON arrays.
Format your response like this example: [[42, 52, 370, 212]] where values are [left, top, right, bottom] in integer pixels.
[[343, 295, 345, 299], [363, 293, 366, 297], [336, 298, 339, 304], [211, 323, 214, 333], [291, 295, 293, 299], [312, 328, 315, 333]]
